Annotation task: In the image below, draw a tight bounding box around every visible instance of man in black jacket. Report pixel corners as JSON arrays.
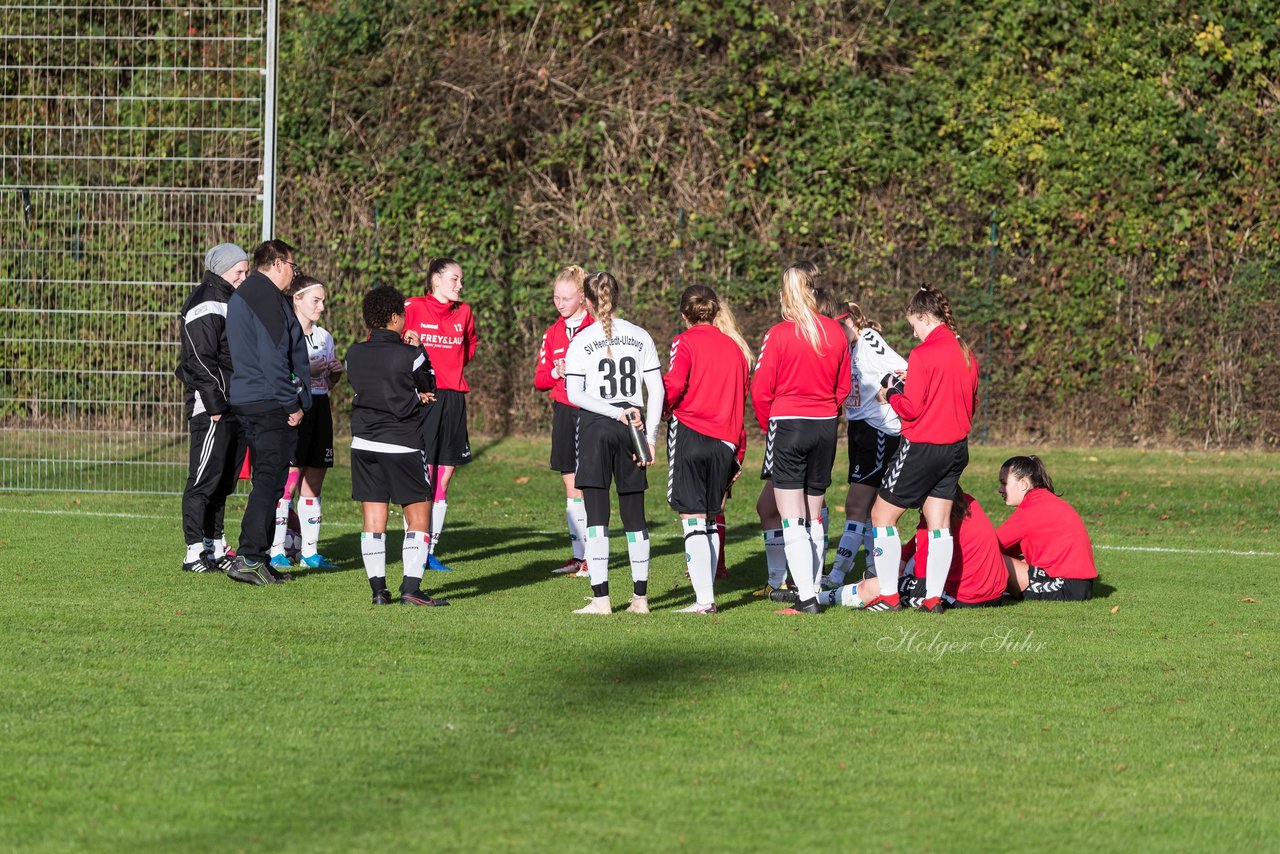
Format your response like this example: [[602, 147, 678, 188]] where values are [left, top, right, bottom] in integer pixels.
[[224, 239, 311, 585], [177, 243, 251, 573]]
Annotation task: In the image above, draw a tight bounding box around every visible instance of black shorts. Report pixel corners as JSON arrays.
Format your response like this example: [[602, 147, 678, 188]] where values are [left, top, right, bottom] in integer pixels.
[[549, 402, 579, 474], [666, 419, 737, 515], [878, 438, 969, 509], [847, 419, 900, 487], [351, 448, 432, 506], [292, 394, 334, 469], [894, 574, 957, 609], [760, 417, 838, 496], [574, 410, 647, 494], [1023, 565, 1094, 601], [423, 389, 472, 466]]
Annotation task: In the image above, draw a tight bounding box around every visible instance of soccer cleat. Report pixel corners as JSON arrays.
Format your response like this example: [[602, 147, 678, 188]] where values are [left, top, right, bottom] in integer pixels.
[[225, 555, 272, 586], [675, 602, 718, 615], [264, 564, 293, 583], [863, 594, 902, 612], [752, 584, 780, 598], [551, 557, 584, 575], [625, 595, 650, 614], [573, 596, 612, 615], [269, 553, 292, 569], [569, 564, 590, 578], [767, 587, 799, 604], [182, 556, 217, 573], [372, 589, 393, 606], [298, 553, 337, 569], [918, 597, 946, 614], [427, 554, 454, 572], [776, 599, 820, 615], [401, 589, 450, 606]]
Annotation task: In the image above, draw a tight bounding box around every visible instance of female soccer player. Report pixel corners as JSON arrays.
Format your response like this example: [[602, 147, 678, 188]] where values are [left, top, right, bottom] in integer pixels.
[[268, 275, 342, 570], [563, 271, 665, 615], [533, 264, 594, 576], [404, 257, 479, 572], [824, 301, 907, 590], [821, 489, 1007, 609], [346, 286, 448, 607], [867, 284, 979, 613], [752, 263, 851, 615], [664, 285, 752, 614], [997, 455, 1098, 600]]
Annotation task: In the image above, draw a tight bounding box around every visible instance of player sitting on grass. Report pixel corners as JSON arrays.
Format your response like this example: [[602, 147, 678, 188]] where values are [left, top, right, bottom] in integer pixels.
[[997, 455, 1098, 601], [344, 286, 448, 607], [821, 488, 1007, 610]]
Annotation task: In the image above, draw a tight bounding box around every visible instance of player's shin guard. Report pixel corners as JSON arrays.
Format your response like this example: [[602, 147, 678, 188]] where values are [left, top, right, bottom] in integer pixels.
[[782, 518, 817, 603], [684, 518, 715, 605], [872, 525, 901, 601], [566, 498, 587, 561], [626, 529, 650, 597], [925, 529, 952, 601], [763, 527, 787, 588], [585, 525, 609, 597], [361, 532, 386, 593], [429, 500, 448, 555], [269, 498, 290, 557], [401, 530, 428, 594], [830, 520, 866, 586], [299, 496, 321, 558]]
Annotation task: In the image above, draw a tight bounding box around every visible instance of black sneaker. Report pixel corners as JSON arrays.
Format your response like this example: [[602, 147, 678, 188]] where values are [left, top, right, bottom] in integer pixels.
[[264, 564, 293, 584], [372, 589, 393, 606], [400, 589, 450, 607], [767, 587, 800, 604], [225, 555, 272, 586], [182, 555, 217, 573]]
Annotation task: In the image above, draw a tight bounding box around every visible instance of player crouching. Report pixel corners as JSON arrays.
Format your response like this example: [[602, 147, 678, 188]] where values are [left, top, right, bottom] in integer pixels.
[[344, 286, 449, 607]]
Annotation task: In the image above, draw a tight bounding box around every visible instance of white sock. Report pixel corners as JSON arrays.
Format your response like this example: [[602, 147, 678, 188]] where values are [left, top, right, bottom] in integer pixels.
[[430, 500, 448, 555], [299, 496, 321, 558], [820, 505, 830, 561], [566, 498, 587, 561], [763, 528, 787, 588], [872, 526, 901, 600], [684, 518, 715, 605], [626, 529, 650, 596], [212, 536, 229, 559], [808, 516, 825, 587], [269, 498, 291, 557], [861, 520, 874, 564], [185, 542, 204, 562], [830, 520, 865, 585], [818, 583, 865, 608], [402, 530, 429, 583], [925, 529, 953, 601], [782, 518, 817, 602], [361, 532, 386, 580], [585, 525, 609, 587]]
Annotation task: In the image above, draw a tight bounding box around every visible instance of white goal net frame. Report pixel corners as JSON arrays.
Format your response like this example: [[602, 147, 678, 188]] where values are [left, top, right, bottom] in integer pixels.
[[0, 0, 278, 494]]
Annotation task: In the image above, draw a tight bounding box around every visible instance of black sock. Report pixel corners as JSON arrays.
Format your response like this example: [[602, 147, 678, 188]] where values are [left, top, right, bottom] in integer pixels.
[[633, 580, 647, 597], [369, 576, 388, 594], [591, 581, 609, 598], [400, 576, 421, 596]]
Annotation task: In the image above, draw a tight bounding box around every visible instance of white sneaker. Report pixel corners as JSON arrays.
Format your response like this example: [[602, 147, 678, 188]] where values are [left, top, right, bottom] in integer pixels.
[[573, 596, 612, 615], [569, 565, 590, 578], [625, 595, 650, 614], [675, 602, 717, 615]]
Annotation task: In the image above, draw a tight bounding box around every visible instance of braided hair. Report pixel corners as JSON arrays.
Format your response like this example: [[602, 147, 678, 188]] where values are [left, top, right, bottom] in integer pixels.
[[907, 283, 973, 367], [584, 270, 620, 356]]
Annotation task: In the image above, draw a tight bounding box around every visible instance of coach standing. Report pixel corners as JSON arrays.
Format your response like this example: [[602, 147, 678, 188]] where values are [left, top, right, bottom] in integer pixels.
[[224, 239, 311, 585], [177, 243, 251, 573]]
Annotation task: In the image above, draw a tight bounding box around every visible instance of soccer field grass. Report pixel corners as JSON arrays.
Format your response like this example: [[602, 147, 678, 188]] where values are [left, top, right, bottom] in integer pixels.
[[1, 439, 1276, 852]]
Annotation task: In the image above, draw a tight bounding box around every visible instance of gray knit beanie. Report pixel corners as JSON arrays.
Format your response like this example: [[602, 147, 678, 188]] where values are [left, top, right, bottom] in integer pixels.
[[204, 243, 249, 276]]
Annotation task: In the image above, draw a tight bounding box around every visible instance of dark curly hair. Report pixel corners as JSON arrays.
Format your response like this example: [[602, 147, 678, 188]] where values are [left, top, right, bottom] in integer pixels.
[[363, 285, 407, 330]]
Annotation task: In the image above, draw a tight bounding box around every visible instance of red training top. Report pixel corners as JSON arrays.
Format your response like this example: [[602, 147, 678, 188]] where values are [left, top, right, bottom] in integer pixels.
[[751, 315, 852, 433], [887, 324, 979, 444], [901, 494, 1008, 604], [403, 295, 478, 393], [664, 324, 751, 464], [534, 312, 594, 406], [996, 487, 1097, 579]]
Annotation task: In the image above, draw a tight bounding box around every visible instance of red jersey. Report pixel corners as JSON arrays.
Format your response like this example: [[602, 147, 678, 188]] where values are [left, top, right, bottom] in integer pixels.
[[664, 324, 750, 463], [751, 315, 852, 433], [403, 296, 478, 392], [534, 312, 594, 406], [886, 324, 978, 444], [996, 488, 1097, 579], [901, 494, 1008, 604]]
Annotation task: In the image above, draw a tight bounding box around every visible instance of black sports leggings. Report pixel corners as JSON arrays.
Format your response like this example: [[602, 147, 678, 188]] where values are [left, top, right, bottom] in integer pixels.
[[582, 487, 646, 531]]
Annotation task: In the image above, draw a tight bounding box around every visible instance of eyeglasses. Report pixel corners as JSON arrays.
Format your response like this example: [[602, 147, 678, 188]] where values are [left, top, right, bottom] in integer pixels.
[[286, 261, 301, 275]]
